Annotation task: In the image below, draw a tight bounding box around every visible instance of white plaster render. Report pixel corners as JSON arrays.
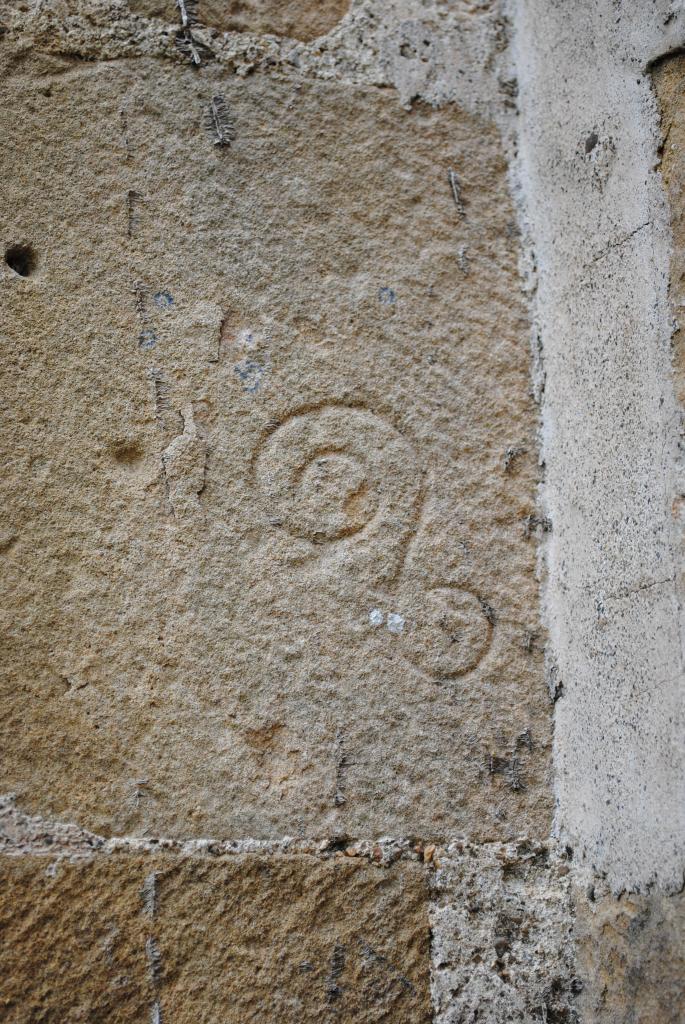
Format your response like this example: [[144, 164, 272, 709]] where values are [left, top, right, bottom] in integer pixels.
[[513, 0, 685, 892]]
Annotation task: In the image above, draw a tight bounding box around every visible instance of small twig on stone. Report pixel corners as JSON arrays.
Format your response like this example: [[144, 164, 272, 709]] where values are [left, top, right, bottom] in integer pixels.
[[448, 168, 465, 216], [175, 0, 205, 66], [204, 96, 235, 147], [176, 0, 197, 29], [504, 444, 526, 472], [175, 30, 203, 66]]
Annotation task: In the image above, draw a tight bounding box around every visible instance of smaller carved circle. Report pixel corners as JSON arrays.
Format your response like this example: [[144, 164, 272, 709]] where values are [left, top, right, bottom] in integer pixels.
[[397, 587, 492, 679]]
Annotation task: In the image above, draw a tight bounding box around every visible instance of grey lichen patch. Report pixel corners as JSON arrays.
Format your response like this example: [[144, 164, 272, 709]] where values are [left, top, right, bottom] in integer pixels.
[[430, 841, 579, 1024]]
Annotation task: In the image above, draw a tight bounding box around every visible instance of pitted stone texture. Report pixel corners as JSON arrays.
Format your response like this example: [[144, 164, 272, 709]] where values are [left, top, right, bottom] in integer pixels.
[[0, 46, 549, 840], [130, 0, 351, 41], [429, 842, 579, 1024], [0, 856, 153, 1023], [574, 884, 685, 1024], [157, 855, 431, 1022], [0, 853, 431, 1023]]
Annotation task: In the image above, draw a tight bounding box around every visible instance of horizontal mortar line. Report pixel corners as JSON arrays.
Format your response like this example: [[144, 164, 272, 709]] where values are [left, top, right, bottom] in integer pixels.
[[2, 23, 374, 75], [0, 817, 554, 864], [0, 834, 553, 860]]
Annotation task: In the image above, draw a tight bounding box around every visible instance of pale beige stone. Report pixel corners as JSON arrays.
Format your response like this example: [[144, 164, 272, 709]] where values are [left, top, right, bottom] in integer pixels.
[[0, 40, 550, 840]]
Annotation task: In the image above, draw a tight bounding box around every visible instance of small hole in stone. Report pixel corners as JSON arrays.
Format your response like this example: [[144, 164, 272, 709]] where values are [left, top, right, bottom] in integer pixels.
[[5, 243, 36, 277]]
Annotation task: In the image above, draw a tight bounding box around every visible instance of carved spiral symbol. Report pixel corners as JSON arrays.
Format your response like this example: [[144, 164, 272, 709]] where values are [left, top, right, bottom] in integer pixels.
[[254, 405, 420, 544], [397, 586, 492, 678]]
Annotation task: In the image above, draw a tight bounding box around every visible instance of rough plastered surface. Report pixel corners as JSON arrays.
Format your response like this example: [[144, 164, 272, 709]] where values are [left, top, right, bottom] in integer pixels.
[[0, 4, 549, 843], [429, 841, 579, 1024], [514, 0, 685, 893]]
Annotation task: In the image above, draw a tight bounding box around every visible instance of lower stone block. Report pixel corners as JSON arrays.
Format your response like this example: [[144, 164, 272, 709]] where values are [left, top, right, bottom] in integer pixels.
[[0, 855, 152, 1023], [0, 853, 431, 1023]]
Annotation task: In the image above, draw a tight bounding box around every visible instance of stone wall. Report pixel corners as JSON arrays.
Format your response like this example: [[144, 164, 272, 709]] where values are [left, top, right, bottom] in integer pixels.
[[0, 2, 682, 1021]]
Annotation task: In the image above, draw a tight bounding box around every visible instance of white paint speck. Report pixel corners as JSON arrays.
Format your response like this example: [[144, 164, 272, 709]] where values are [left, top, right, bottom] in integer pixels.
[[369, 608, 385, 627], [387, 612, 405, 635], [237, 328, 258, 348]]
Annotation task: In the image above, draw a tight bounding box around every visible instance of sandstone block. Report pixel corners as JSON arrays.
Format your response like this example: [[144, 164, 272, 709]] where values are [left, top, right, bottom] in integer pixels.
[[0, 45, 550, 840], [0, 853, 431, 1023]]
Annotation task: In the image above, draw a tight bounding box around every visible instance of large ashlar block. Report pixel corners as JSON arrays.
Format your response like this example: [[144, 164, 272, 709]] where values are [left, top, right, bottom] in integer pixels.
[[0, 46, 550, 839], [0, 853, 431, 1023]]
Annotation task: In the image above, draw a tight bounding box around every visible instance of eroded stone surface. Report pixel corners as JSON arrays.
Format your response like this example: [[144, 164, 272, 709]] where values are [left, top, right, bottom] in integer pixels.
[[130, 0, 351, 41], [0, 853, 431, 1023], [0, 33, 549, 840], [573, 883, 685, 1024]]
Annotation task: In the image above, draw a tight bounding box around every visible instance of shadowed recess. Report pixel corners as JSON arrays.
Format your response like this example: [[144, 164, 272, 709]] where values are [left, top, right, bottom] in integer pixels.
[[5, 243, 35, 277]]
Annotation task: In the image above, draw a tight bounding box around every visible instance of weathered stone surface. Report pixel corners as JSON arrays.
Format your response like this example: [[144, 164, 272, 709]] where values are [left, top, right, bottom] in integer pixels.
[[0, 853, 431, 1023], [130, 0, 351, 42], [158, 855, 431, 1022], [573, 884, 685, 1024], [430, 842, 579, 1023], [0, 856, 152, 1022], [0, 36, 549, 840]]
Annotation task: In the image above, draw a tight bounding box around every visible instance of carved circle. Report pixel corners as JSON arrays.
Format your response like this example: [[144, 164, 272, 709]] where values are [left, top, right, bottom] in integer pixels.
[[397, 586, 492, 678], [254, 405, 420, 544]]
